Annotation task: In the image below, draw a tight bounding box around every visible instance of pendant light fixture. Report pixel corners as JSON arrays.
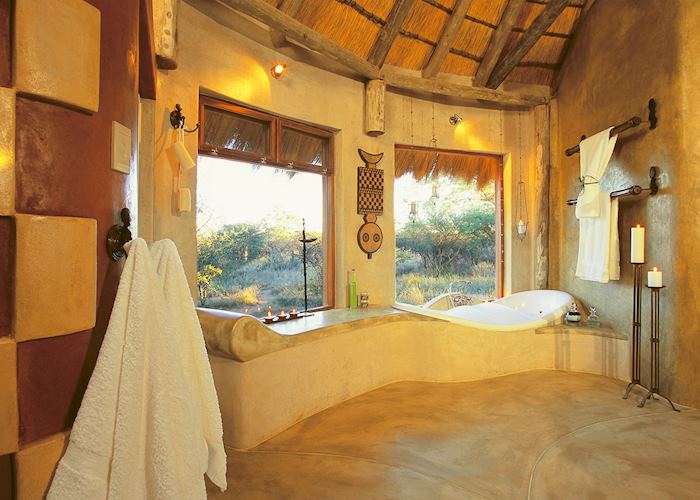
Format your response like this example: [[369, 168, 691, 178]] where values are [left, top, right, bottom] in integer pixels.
[[515, 111, 528, 240]]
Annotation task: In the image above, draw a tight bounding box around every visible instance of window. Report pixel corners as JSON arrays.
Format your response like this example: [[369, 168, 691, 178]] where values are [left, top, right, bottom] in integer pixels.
[[196, 97, 334, 316], [199, 96, 333, 174], [394, 145, 503, 307]]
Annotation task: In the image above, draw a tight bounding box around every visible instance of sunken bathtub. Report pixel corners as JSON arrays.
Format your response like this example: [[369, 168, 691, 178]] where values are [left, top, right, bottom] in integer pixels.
[[198, 304, 628, 449]]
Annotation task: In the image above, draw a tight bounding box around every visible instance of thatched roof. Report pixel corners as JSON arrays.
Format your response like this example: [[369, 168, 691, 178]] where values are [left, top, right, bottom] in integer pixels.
[[262, 0, 591, 87]]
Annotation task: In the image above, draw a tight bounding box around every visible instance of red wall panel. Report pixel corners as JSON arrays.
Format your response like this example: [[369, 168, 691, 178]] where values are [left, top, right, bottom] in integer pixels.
[[14, 0, 140, 443]]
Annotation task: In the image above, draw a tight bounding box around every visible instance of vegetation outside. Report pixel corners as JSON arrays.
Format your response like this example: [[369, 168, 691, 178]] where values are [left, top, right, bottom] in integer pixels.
[[395, 175, 497, 305]]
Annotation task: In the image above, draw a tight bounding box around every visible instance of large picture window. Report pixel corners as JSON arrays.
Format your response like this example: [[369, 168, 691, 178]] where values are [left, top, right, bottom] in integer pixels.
[[394, 145, 503, 307], [196, 97, 335, 316]]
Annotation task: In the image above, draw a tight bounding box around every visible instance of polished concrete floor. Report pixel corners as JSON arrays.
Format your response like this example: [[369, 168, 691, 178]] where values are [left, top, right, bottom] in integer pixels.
[[207, 371, 700, 499]]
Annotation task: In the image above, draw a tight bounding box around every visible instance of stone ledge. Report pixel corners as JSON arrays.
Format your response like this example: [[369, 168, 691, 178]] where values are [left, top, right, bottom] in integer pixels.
[[536, 324, 627, 340], [198, 307, 440, 362]]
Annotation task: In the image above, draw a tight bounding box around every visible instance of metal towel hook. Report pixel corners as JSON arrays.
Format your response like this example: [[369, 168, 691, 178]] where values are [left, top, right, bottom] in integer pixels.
[[169, 104, 200, 134], [106, 208, 133, 260]]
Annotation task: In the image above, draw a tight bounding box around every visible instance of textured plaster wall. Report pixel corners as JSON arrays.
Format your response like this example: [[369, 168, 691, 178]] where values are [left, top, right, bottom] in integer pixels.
[[0, 0, 142, 494], [153, 3, 538, 306], [551, 0, 699, 406]]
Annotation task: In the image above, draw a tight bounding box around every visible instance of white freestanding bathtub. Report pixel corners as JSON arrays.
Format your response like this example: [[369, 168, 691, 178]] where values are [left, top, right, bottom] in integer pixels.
[[394, 290, 573, 331]]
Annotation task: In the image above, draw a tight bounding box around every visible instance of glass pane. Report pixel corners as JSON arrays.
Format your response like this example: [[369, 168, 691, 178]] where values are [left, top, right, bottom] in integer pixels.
[[281, 126, 327, 167], [394, 173, 497, 306], [197, 156, 325, 316], [203, 106, 270, 155]]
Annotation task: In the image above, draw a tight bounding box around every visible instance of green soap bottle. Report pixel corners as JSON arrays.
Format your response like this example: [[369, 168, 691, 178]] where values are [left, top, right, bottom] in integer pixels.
[[349, 269, 358, 309]]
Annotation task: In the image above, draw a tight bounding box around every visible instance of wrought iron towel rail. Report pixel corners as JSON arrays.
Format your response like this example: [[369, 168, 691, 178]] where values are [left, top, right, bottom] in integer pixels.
[[566, 166, 658, 206], [565, 99, 657, 157]]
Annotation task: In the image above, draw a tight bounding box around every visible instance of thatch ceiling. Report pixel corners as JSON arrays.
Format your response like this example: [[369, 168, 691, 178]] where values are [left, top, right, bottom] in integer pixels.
[[263, 0, 591, 87]]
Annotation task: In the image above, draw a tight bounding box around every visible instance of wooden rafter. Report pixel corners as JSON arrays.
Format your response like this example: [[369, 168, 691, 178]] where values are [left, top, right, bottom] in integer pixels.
[[367, 0, 415, 67], [187, 0, 548, 107], [382, 66, 546, 107], [422, 0, 473, 79], [473, 0, 526, 87], [270, 0, 304, 48], [485, 0, 569, 89]]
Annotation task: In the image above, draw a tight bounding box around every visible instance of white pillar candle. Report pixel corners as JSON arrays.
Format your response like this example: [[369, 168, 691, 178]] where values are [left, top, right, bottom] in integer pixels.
[[631, 224, 645, 263], [648, 267, 663, 287]]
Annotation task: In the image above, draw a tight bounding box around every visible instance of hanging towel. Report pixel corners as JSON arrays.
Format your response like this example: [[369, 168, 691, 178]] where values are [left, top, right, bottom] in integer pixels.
[[48, 239, 208, 500], [150, 239, 227, 492], [575, 127, 618, 219], [576, 193, 620, 283]]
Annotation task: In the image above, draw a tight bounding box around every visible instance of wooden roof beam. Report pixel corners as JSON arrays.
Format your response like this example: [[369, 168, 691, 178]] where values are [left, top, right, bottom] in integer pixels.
[[473, 0, 526, 87], [485, 0, 568, 89], [219, 0, 381, 79], [382, 66, 547, 107], [367, 0, 415, 67], [270, 0, 304, 48], [421, 0, 474, 78], [186, 0, 547, 107]]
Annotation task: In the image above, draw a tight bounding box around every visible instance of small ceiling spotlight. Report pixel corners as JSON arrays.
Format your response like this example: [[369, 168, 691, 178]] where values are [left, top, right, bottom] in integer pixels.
[[449, 114, 463, 126], [271, 62, 287, 79]]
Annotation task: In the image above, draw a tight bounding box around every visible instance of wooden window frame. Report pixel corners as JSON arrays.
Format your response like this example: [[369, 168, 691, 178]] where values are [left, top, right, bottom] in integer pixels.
[[495, 158, 504, 299], [394, 145, 505, 300], [197, 95, 336, 310], [198, 96, 334, 175], [199, 97, 277, 165]]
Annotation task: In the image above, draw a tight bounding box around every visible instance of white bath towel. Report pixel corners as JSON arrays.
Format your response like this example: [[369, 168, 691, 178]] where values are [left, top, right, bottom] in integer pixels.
[[150, 239, 227, 492], [575, 127, 618, 219], [48, 239, 208, 500], [576, 193, 620, 283]]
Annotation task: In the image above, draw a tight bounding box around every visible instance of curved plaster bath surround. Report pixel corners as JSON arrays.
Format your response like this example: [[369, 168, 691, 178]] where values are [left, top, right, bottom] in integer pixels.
[[198, 307, 629, 450], [398, 289, 573, 331]]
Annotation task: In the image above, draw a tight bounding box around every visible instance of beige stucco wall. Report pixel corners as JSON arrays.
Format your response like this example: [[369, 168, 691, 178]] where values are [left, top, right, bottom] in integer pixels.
[[151, 3, 538, 307], [551, 0, 699, 407]]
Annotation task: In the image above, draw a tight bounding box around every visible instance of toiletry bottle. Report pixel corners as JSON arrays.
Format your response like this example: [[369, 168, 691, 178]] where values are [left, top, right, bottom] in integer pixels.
[[349, 269, 358, 309]]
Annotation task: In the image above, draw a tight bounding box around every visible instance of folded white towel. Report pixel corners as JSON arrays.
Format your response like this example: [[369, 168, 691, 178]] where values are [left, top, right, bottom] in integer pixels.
[[48, 239, 207, 500], [575, 127, 617, 219], [150, 239, 227, 492], [576, 193, 620, 283]]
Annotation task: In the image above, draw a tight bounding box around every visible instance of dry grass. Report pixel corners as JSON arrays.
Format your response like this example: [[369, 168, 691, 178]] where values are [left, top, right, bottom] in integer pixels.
[[296, 0, 380, 59], [442, 53, 479, 76]]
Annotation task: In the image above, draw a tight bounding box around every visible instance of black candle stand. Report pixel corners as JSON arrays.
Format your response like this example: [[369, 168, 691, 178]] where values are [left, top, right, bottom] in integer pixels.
[[638, 286, 679, 411], [623, 263, 645, 399]]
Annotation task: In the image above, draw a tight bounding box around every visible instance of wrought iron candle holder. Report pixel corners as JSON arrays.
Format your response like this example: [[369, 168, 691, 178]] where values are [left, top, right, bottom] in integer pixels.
[[623, 263, 644, 399], [638, 286, 679, 411]]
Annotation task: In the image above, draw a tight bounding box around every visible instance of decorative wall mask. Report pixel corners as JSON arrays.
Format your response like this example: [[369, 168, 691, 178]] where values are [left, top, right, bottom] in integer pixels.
[[357, 149, 384, 259]]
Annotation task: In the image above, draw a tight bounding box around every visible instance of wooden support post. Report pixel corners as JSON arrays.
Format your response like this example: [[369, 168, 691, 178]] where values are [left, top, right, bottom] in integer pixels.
[[153, 0, 179, 69], [365, 80, 385, 137], [534, 103, 550, 289]]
